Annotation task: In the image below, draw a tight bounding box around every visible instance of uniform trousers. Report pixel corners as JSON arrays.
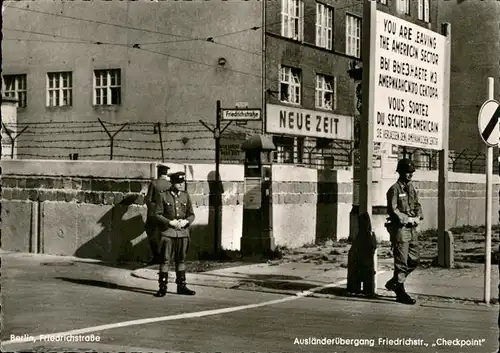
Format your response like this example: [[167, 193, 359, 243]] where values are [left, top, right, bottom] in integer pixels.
[[389, 225, 420, 284], [158, 236, 190, 273]]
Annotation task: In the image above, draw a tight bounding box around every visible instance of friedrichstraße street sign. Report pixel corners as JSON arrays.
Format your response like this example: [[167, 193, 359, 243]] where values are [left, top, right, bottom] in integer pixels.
[[372, 11, 447, 150], [477, 99, 500, 147], [221, 109, 261, 121]]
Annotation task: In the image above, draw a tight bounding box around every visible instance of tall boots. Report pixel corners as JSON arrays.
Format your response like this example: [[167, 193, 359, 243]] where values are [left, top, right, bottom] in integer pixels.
[[385, 278, 416, 305], [176, 271, 196, 296], [154, 272, 168, 297], [154, 271, 196, 297]]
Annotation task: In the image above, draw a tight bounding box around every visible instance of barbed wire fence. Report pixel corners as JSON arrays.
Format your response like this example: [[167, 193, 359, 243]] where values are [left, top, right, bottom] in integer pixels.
[[1, 120, 497, 174], [398, 146, 499, 174], [0, 120, 261, 162]]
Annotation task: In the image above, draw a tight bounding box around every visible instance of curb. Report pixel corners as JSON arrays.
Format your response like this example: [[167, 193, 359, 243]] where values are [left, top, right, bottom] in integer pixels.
[[130, 268, 341, 291], [130, 268, 499, 308]]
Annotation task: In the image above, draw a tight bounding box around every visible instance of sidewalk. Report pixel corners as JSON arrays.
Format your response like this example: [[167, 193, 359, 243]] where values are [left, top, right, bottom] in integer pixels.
[[2, 250, 498, 306], [131, 258, 500, 306]]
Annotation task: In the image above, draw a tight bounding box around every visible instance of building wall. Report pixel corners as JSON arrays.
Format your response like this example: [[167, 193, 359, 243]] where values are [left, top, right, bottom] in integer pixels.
[[438, 0, 500, 153], [3, 0, 455, 165], [2, 1, 263, 161]]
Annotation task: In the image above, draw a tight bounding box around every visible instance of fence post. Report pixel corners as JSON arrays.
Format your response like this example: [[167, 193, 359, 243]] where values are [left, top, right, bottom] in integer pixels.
[[157, 122, 165, 162], [1, 123, 28, 159], [98, 119, 128, 160]]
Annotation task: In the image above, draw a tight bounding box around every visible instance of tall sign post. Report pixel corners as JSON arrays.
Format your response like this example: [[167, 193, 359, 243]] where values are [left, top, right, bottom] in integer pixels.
[[477, 78, 499, 304], [351, 0, 449, 295], [438, 23, 451, 269], [200, 101, 262, 255], [353, 0, 377, 295]]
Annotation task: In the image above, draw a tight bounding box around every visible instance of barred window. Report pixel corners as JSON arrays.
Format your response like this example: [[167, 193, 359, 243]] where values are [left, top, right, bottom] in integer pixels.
[[94, 69, 121, 105], [272, 136, 295, 164], [4, 74, 27, 108], [47, 72, 72, 107]]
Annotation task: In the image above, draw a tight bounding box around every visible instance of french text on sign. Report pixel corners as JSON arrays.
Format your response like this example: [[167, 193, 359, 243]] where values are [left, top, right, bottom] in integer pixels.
[[477, 99, 500, 147], [221, 109, 261, 121], [266, 104, 352, 140], [372, 10, 446, 150]]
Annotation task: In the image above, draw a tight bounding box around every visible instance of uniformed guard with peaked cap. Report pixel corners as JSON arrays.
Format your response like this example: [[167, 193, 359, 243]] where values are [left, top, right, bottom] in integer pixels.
[[144, 163, 172, 265], [385, 158, 422, 305], [153, 171, 196, 297]]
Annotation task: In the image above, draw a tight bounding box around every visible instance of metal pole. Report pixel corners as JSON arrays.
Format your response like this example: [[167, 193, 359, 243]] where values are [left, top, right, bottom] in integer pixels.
[[261, 0, 267, 134], [438, 23, 451, 267], [484, 77, 494, 305], [359, 0, 377, 294], [157, 122, 165, 162], [214, 100, 222, 254]]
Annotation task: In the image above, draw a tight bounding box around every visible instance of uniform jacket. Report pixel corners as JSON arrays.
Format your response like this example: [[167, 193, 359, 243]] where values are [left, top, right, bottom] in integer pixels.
[[144, 178, 172, 223], [154, 187, 195, 238], [386, 179, 423, 228]]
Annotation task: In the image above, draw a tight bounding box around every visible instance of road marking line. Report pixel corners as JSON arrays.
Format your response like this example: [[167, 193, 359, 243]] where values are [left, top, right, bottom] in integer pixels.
[[1, 271, 385, 346]]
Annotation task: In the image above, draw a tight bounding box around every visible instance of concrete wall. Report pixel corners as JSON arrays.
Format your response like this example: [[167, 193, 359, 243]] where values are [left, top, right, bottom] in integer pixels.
[[1, 160, 498, 260], [367, 170, 500, 241], [271, 165, 352, 247], [0, 160, 244, 261]]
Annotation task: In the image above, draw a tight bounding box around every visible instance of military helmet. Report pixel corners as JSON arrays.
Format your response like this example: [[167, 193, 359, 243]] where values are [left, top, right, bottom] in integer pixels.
[[396, 158, 416, 174]]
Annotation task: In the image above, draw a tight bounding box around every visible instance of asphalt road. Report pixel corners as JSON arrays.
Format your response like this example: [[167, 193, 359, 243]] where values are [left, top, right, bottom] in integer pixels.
[[1, 254, 498, 353]]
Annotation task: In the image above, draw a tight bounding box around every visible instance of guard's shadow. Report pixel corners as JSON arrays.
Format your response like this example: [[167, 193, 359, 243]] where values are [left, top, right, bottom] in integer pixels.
[[74, 194, 151, 269], [315, 169, 339, 242], [55, 276, 156, 295]]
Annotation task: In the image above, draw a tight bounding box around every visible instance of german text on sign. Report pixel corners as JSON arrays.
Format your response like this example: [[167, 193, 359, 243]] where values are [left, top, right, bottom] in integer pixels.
[[265, 104, 352, 140], [221, 109, 261, 121]]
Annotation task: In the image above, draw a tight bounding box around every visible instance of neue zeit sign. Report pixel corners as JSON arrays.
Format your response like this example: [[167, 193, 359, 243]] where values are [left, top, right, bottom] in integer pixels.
[[372, 11, 447, 150], [266, 104, 352, 140]]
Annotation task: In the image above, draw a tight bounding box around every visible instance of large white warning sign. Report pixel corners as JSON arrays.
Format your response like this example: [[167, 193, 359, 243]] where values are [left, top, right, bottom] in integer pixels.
[[373, 11, 447, 150]]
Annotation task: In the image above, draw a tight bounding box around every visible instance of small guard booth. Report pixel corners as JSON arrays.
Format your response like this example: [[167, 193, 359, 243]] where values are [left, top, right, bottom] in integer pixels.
[[240, 134, 276, 255]]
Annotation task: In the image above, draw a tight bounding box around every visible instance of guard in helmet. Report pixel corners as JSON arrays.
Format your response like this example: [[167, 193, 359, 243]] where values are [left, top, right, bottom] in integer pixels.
[[384, 158, 423, 305], [144, 163, 171, 265]]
